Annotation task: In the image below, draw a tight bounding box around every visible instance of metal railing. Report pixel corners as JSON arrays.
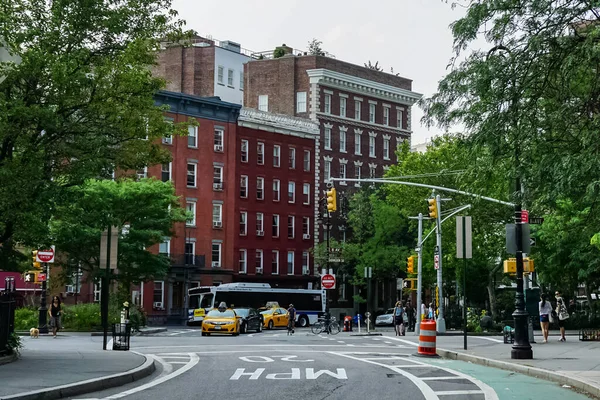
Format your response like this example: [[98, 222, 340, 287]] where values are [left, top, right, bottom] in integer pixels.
[[0, 292, 15, 356]]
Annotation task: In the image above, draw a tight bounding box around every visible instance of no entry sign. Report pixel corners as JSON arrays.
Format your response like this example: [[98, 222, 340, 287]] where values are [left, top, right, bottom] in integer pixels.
[[36, 246, 55, 263], [321, 274, 336, 289]]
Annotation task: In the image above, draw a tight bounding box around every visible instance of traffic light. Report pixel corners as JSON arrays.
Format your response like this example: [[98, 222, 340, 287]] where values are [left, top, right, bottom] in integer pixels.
[[402, 278, 417, 290], [32, 250, 41, 269], [407, 256, 415, 274], [428, 198, 438, 219], [24, 271, 37, 283], [326, 187, 337, 212]]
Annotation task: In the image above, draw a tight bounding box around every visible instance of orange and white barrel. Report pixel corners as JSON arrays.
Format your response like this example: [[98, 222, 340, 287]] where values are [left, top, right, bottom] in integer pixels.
[[417, 320, 437, 356]]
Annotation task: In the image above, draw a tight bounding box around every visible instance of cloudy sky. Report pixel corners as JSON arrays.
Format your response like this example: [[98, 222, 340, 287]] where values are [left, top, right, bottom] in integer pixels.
[[172, 0, 470, 144]]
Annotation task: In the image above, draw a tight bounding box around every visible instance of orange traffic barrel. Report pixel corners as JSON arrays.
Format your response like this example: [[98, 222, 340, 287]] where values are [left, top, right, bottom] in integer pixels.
[[417, 320, 438, 357]]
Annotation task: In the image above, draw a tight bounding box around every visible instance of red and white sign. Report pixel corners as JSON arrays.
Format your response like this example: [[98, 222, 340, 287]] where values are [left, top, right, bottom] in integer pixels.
[[321, 274, 336, 289], [36, 246, 55, 263], [434, 254, 440, 270], [36, 273, 47, 282], [521, 210, 529, 223]]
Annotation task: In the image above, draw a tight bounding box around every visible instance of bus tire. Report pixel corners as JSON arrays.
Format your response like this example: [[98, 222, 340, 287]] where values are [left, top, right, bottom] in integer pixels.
[[298, 315, 309, 327]]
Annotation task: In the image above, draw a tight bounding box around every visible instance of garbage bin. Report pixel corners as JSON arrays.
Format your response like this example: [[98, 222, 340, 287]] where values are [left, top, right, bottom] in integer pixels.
[[112, 323, 131, 351]]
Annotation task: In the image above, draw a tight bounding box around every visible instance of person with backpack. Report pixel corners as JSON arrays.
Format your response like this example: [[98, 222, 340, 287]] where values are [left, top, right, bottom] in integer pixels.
[[394, 301, 405, 336], [555, 292, 569, 342]]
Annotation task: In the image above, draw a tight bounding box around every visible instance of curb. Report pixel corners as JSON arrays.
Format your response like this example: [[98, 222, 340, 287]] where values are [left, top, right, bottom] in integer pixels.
[[349, 333, 383, 336], [0, 352, 156, 400], [137, 328, 168, 335], [0, 352, 18, 366], [436, 348, 600, 398]]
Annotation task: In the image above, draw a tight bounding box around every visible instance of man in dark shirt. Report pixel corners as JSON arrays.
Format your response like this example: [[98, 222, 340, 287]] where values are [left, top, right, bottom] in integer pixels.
[[287, 304, 296, 334]]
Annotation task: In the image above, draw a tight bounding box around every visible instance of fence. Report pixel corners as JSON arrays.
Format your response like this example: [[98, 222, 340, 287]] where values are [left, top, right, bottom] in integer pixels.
[[0, 292, 16, 356]]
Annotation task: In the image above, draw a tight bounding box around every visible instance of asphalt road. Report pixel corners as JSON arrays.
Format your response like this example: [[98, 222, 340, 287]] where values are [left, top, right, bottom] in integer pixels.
[[70, 327, 593, 400]]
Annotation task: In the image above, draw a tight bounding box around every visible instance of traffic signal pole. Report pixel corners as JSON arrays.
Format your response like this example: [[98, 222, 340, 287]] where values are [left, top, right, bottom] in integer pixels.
[[415, 213, 423, 335], [435, 194, 446, 333], [38, 263, 48, 334]]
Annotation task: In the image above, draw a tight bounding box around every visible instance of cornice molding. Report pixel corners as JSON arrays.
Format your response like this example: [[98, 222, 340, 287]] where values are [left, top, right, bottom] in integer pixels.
[[155, 90, 241, 123], [239, 108, 319, 138], [317, 113, 412, 137]]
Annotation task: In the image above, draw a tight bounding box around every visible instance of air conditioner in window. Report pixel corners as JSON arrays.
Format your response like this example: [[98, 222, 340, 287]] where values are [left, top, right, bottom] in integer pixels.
[[153, 302, 164, 310], [213, 221, 222, 228], [211, 262, 221, 268], [303, 233, 311, 240], [256, 267, 263, 274], [214, 144, 223, 152], [213, 182, 223, 191], [162, 137, 172, 144], [303, 268, 310, 276], [65, 285, 75, 294], [256, 230, 264, 236]]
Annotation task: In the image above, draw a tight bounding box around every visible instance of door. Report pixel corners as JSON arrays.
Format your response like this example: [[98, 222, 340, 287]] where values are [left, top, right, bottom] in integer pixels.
[[172, 282, 184, 316], [249, 310, 259, 330]]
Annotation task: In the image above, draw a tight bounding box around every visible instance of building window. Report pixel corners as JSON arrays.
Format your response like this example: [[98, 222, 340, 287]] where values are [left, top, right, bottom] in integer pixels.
[[324, 94, 331, 114], [185, 241, 195, 264], [289, 147, 296, 169], [369, 103, 376, 123], [355, 132, 362, 155], [213, 165, 223, 191], [187, 125, 197, 148], [287, 251, 294, 275], [383, 138, 390, 160], [255, 250, 263, 272], [273, 145, 280, 167], [212, 242, 221, 267], [240, 175, 248, 198], [186, 201, 196, 226], [288, 215, 295, 239], [153, 281, 164, 306], [162, 131, 172, 145], [241, 139, 248, 163], [258, 95, 268, 112], [228, 68, 234, 87], [324, 159, 331, 181], [340, 130, 347, 152], [303, 183, 311, 205], [240, 211, 247, 236], [136, 167, 147, 180], [355, 100, 361, 120], [212, 204, 222, 227], [159, 239, 170, 256], [187, 163, 197, 188], [272, 214, 280, 237], [257, 142, 264, 165], [272, 250, 279, 274], [370, 165, 376, 178], [369, 136, 376, 157], [161, 162, 171, 182], [239, 249, 247, 274], [288, 181, 295, 203], [355, 164, 361, 180], [217, 66, 224, 84], [256, 212, 264, 233], [302, 217, 310, 237], [340, 97, 347, 117], [273, 179, 280, 202], [339, 163, 346, 180], [303, 150, 310, 172], [256, 177, 264, 200], [296, 92, 307, 113], [214, 129, 224, 152], [384, 107, 390, 126], [324, 127, 332, 150], [240, 72, 244, 90], [302, 252, 310, 275], [397, 109, 403, 129]]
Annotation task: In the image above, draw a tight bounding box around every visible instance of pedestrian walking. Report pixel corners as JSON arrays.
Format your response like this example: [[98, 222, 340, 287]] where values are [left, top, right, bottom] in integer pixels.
[[48, 296, 62, 338], [287, 304, 296, 335], [539, 293, 552, 343], [555, 291, 569, 342], [394, 301, 404, 336], [406, 300, 415, 331]]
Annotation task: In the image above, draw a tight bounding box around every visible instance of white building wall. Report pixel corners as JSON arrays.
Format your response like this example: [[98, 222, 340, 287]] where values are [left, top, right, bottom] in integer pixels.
[[213, 47, 251, 105]]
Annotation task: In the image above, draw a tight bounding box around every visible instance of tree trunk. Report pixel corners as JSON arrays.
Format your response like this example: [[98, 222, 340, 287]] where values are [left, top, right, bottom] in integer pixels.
[[487, 263, 502, 321], [585, 281, 594, 320]]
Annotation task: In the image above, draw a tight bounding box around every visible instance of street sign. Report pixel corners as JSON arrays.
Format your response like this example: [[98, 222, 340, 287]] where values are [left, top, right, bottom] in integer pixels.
[[415, 247, 421, 253], [36, 272, 47, 282], [529, 217, 544, 225], [434, 246, 440, 255], [456, 216, 472, 259], [530, 238, 536, 247], [506, 223, 531, 254], [100, 226, 119, 270], [321, 274, 336, 289], [329, 258, 344, 263], [36, 246, 55, 263], [328, 248, 342, 254], [396, 278, 403, 290], [434, 254, 440, 270], [521, 210, 529, 223]]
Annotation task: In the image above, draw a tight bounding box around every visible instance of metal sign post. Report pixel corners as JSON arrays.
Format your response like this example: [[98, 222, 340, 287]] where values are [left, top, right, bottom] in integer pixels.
[[456, 216, 472, 350], [435, 195, 446, 333]]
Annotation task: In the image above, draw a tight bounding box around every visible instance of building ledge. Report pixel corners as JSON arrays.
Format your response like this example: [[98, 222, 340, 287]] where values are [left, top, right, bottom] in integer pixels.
[[239, 108, 320, 138]]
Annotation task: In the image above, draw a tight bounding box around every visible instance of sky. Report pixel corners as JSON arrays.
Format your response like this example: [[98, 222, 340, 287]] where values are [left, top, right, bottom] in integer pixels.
[[171, 0, 470, 145]]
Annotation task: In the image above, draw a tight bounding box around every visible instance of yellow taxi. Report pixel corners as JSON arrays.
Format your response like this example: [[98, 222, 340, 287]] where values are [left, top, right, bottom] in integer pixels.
[[201, 307, 240, 336], [260, 307, 289, 330]]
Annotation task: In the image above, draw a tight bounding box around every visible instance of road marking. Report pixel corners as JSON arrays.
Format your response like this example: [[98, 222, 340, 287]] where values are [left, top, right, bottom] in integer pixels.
[[436, 390, 485, 395], [148, 354, 173, 378], [337, 341, 345, 344], [134, 344, 399, 350], [346, 344, 355, 347], [102, 352, 199, 399], [420, 376, 465, 380], [471, 336, 504, 343], [107, 338, 113, 350], [384, 341, 393, 344]]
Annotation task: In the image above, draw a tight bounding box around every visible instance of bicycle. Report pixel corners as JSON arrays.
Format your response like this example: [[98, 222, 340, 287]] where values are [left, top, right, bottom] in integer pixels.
[[311, 316, 340, 335]]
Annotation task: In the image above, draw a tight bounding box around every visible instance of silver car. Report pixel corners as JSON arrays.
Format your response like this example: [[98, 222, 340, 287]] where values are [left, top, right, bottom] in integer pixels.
[[375, 308, 395, 326]]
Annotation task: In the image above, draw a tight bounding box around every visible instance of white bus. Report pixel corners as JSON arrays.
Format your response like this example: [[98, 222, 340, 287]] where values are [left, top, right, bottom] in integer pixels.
[[188, 283, 326, 327]]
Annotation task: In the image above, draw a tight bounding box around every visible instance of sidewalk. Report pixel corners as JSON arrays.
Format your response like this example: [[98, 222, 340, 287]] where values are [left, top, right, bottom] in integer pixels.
[[0, 333, 154, 400], [380, 330, 600, 397]]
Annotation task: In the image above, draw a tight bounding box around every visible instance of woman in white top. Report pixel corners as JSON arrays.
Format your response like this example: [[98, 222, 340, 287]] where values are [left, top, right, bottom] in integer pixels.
[[539, 293, 552, 343]]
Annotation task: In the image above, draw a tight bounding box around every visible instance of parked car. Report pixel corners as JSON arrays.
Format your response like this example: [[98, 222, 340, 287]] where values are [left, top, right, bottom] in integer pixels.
[[260, 307, 289, 329], [234, 307, 263, 334], [201, 308, 240, 336], [375, 308, 395, 326]]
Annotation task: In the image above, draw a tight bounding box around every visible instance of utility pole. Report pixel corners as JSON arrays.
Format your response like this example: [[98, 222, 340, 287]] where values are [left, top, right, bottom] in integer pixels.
[[434, 194, 446, 333], [415, 213, 423, 335], [38, 263, 48, 334]]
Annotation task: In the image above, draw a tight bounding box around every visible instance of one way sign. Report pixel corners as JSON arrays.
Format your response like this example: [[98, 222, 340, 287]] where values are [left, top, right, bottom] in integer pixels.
[[530, 238, 536, 247]]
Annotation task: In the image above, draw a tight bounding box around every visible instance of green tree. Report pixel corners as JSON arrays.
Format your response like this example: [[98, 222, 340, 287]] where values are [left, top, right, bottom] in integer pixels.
[[0, 0, 187, 266], [307, 39, 325, 56], [49, 178, 186, 292]]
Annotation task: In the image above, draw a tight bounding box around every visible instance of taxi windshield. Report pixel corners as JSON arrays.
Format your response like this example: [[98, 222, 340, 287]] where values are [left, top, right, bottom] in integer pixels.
[[260, 309, 274, 315], [207, 309, 235, 318]]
